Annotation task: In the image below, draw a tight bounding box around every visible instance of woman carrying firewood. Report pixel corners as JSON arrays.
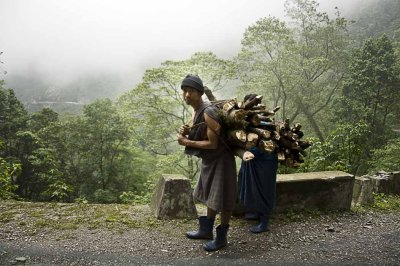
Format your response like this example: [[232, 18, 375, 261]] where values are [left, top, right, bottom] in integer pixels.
[[238, 94, 278, 234], [177, 74, 239, 252]]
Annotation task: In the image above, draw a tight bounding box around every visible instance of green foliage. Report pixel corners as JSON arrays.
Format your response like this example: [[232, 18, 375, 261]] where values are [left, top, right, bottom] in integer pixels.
[[0, 84, 69, 200], [153, 150, 200, 180], [119, 191, 149, 205], [372, 193, 400, 211], [236, 0, 350, 141], [80, 99, 131, 191], [349, 0, 400, 41], [301, 121, 370, 174], [368, 138, 400, 173], [0, 201, 162, 233], [118, 52, 236, 179], [29, 107, 59, 132], [119, 191, 136, 204], [336, 35, 400, 174], [43, 180, 73, 202], [119, 172, 165, 205], [74, 197, 88, 205], [0, 84, 29, 157], [58, 99, 154, 202], [0, 85, 157, 202], [2, 1, 398, 203], [0, 155, 20, 199], [0, 138, 19, 201], [93, 189, 117, 204], [340, 35, 400, 136]]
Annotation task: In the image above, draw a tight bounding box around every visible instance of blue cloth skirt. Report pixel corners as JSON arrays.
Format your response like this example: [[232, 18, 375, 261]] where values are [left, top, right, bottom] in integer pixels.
[[239, 147, 278, 215]]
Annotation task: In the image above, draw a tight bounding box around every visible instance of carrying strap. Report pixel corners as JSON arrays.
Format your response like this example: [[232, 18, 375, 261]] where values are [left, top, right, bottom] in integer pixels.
[[208, 125, 234, 155], [188, 102, 234, 155]]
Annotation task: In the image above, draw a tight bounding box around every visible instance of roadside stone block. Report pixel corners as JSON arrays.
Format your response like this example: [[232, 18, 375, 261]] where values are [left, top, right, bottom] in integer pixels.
[[352, 176, 374, 206], [275, 171, 354, 212], [150, 174, 197, 219], [392, 171, 400, 194], [369, 172, 392, 194]]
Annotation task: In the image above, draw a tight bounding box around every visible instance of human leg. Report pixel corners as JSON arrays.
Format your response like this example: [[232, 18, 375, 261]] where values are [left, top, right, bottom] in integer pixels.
[[207, 207, 217, 220], [186, 207, 221, 241], [186, 216, 214, 239], [220, 211, 231, 227], [186, 207, 217, 240], [250, 213, 269, 233], [203, 211, 231, 252]]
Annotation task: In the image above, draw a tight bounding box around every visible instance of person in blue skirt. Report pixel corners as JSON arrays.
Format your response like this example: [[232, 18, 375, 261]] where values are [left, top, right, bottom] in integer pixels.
[[238, 94, 279, 234], [239, 148, 278, 233]]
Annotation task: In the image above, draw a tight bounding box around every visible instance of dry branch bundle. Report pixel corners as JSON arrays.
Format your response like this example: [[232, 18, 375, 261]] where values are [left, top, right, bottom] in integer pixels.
[[205, 90, 312, 167]]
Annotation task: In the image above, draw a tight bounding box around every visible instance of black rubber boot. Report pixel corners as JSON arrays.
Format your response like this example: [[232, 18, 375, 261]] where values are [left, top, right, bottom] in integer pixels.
[[186, 216, 214, 240], [250, 214, 269, 233], [203, 225, 229, 252]]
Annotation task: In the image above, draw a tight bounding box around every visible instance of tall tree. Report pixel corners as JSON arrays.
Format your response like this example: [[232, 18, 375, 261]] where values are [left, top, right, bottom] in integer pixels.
[[337, 34, 400, 173], [26, 108, 71, 201], [118, 52, 237, 179], [60, 98, 152, 201], [340, 35, 400, 137], [0, 140, 20, 199], [236, 0, 350, 141], [79, 99, 131, 193], [0, 83, 29, 157]]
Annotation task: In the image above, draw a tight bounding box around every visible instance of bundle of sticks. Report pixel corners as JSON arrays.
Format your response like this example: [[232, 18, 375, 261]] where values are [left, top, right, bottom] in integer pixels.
[[204, 88, 312, 167]]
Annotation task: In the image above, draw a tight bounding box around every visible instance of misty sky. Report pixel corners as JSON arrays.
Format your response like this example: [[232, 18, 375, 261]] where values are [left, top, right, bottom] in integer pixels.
[[0, 0, 364, 89]]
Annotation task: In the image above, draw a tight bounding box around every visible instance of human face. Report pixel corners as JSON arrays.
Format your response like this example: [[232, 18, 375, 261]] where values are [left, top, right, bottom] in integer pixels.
[[182, 87, 202, 107]]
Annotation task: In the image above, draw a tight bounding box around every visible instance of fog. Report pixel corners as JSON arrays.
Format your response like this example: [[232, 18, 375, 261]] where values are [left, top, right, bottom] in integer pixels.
[[0, 0, 369, 100]]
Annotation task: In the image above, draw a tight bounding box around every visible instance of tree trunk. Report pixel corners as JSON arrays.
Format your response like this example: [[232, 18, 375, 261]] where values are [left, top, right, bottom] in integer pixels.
[[301, 105, 324, 142]]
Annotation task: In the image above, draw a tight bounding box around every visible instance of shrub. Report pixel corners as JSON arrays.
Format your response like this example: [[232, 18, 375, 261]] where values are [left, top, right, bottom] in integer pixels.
[[93, 189, 117, 203], [0, 157, 20, 199], [368, 138, 400, 173]]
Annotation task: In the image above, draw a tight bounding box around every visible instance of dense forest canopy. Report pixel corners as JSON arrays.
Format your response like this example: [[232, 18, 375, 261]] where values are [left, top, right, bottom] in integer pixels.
[[1, 0, 399, 203]]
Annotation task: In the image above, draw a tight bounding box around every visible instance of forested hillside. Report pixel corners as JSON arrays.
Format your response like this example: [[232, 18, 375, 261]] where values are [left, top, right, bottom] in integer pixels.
[[349, 0, 400, 41], [1, 0, 399, 203]]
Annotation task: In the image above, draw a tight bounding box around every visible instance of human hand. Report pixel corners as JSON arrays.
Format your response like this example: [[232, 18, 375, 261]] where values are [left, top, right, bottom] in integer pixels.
[[243, 151, 255, 161], [179, 124, 190, 136], [177, 134, 188, 146]]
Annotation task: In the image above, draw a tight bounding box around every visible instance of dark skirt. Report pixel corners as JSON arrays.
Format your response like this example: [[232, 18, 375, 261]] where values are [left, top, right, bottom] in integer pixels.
[[239, 147, 278, 215], [193, 150, 237, 212]]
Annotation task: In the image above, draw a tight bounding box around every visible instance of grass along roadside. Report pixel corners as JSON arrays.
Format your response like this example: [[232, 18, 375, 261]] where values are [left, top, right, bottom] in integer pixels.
[[0, 201, 163, 233], [1, 193, 399, 236]]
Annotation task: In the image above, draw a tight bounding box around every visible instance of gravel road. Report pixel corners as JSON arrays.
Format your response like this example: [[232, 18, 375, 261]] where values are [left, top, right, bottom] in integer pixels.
[[0, 205, 399, 265]]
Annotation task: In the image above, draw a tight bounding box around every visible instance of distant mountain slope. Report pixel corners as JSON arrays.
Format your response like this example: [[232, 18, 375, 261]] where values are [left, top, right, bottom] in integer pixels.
[[4, 71, 131, 113], [349, 0, 400, 41]]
